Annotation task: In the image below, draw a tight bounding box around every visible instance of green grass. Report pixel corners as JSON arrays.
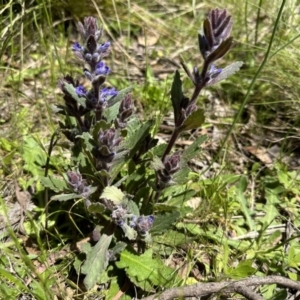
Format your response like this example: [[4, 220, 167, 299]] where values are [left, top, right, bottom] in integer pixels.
[[1, 0, 300, 299]]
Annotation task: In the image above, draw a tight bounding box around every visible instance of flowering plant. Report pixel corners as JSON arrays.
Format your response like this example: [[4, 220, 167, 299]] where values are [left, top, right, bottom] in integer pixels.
[[46, 8, 242, 294]]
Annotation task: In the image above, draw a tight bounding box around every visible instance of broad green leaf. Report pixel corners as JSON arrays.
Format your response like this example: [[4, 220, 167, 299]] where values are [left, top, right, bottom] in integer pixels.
[[77, 132, 95, 151], [116, 249, 175, 291], [288, 272, 300, 281], [124, 119, 154, 156], [108, 86, 132, 107], [110, 242, 127, 257], [127, 200, 140, 216], [100, 186, 125, 205], [153, 230, 191, 247], [166, 189, 196, 207], [170, 70, 183, 125], [178, 108, 205, 133], [50, 193, 82, 201], [172, 167, 190, 185], [226, 260, 256, 279], [81, 234, 113, 290], [22, 136, 47, 176], [150, 210, 180, 235], [41, 176, 67, 193], [150, 156, 164, 171], [178, 223, 250, 250], [121, 223, 137, 240], [149, 143, 167, 158], [88, 202, 106, 214]]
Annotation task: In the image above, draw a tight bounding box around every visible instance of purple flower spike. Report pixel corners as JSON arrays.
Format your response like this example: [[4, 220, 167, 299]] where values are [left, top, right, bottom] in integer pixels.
[[72, 42, 83, 52], [75, 85, 87, 97], [95, 61, 111, 76]]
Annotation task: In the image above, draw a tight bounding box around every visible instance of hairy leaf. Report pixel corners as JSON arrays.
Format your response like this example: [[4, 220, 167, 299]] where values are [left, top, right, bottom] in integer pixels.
[[41, 176, 67, 193], [100, 186, 125, 205], [207, 61, 243, 86], [116, 249, 175, 291], [153, 230, 192, 247], [50, 193, 82, 201], [88, 202, 106, 214], [181, 134, 208, 163], [81, 234, 113, 290], [150, 210, 180, 235]]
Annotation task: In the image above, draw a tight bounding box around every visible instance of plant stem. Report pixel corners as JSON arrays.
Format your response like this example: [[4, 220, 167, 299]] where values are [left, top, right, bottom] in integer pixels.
[[162, 128, 180, 162]]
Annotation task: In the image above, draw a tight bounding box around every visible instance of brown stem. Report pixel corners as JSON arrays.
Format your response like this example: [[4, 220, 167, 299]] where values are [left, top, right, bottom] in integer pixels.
[[142, 275, 300, 300], [162, 128, 180, 162]]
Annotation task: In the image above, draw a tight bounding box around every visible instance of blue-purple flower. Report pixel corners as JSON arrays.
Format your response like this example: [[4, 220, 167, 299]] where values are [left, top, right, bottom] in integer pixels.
[[99, 87, 118, 103], [208, 64, 222, 78], [98, 42, 110, 53], [75, 85, 87, 97], [72, 42, 83, 52], [95, 61, 111, 76]]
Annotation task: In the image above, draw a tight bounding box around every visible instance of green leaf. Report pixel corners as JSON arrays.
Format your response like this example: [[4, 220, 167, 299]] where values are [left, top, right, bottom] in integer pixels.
[[110, 242, 127, 257], [166, 189, 196, 207], [150, 210, 180, 235], [77, 132, 95, 151], [125, 119, 154, 155], [87, 202, 106, 214], [226, 260, 256, 279], [236, 176, 255, 231], [81, 234, 113, 290], [100, 186, 125, 205], [41, 176, 67, 192], [92, 120, 111, 141], [172, 167, 190, 185], [178, 108, 205, 133], [103, 87, 133, 123], [22, 136, 47, 176], [127, 200, 140, 216], [153, 230, 192, 247], [50, 193, 82, 201], [181, 134, 208, 163], [170, 70, 183, 125], [116, 249, 175, 291], [108, 86, 133, 107]]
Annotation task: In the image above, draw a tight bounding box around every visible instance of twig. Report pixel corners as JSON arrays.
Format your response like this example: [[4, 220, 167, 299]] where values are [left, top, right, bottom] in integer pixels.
[[141, 275, 300, 300]]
